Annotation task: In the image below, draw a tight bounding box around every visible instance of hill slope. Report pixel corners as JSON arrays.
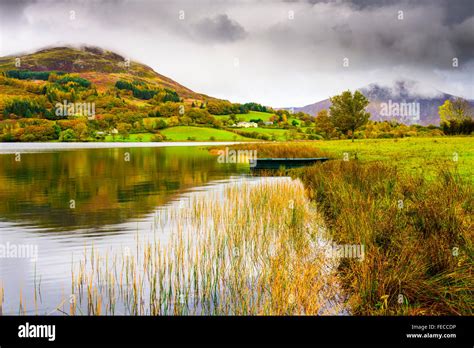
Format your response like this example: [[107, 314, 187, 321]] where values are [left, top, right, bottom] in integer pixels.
[[0, 45, 271, 143], [0, 45, 209, 100]]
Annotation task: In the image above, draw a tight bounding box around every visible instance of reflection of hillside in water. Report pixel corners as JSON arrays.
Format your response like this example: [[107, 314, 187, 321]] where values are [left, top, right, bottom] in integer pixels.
[[0, 146, 245, 231]]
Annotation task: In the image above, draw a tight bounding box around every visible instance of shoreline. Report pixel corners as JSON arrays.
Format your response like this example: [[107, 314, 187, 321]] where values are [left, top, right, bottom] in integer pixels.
[[0, 141, 245, 153]]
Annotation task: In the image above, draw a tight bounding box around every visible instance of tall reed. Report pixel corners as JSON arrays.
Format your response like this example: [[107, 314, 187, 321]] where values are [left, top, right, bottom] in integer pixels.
[[295, 161, 473, 315], [70, 178, 347, 315]]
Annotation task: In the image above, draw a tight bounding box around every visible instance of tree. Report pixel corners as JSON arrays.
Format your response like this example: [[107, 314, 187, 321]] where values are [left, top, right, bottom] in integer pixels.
[[59, 129, 77, 142], [74, 122, 89, 141], [329, 90, 370, 141], [314, 109, 337, 139], [206, 100, 233, 115], [3, 98, 49, 119], [186, 109, 214, 124], [20, 124, 58, 141], [439, 98, 474, 135], [117, 122, 132, 140], [439, 98, 473, 125], [155, 119, 167, 129]]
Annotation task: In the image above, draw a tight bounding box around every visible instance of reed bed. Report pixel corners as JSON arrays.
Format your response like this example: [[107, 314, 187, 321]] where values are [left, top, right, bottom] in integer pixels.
[[70, 178, 348, 315], [295, 161, 473, 315], [210, 142, 331, 159]]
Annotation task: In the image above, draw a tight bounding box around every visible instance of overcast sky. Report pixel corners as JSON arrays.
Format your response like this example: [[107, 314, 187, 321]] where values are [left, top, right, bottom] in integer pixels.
[[0, 0, 473, 107]]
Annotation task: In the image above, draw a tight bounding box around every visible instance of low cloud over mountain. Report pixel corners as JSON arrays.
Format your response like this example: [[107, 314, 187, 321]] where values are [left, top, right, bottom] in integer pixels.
[[289, 80, 474, 126]]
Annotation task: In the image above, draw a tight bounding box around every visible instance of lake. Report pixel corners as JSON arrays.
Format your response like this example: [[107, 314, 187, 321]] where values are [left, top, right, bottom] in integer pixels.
[[0, 144, 347, 316], [0, 145, 251, 314]]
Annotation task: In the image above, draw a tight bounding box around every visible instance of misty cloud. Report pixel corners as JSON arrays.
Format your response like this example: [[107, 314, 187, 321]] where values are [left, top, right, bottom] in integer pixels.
[[0, 0, 472, 106], [193, 14, 247, 43], [0, 0, 37, 24]]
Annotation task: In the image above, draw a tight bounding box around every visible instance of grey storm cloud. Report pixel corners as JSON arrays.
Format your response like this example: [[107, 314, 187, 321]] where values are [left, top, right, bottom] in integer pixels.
[[192, 14, 247, 43], [301, 0, 474, 24], [260, 1, 474, 70], [0, 0, 37, 23], [0, 0, 472, 105], [450, 17, 474, 63]]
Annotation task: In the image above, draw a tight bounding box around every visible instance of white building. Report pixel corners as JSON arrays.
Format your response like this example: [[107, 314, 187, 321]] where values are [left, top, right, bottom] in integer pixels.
[[234, 121, 258, 128]]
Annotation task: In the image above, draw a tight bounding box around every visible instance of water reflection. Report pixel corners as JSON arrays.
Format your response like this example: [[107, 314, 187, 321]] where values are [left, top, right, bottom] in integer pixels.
[[0, 146, 247, 232], [0, 146, 249, 314]]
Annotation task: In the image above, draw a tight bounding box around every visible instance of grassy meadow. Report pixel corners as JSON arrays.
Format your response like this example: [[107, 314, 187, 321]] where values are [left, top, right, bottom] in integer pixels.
[[222, 136, 473, 315], [226, 137, 473, 180], [233, 127, 289, 141], [309, 137, 473, 180], [104, 126, 252, 142], [101, 124, 291, 142], [215, 110, 301, 125], [160, 126, 250, 141]]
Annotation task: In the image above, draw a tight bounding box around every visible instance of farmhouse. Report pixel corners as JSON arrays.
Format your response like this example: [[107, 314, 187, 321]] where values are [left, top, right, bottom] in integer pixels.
[[233, 121, 258, 128]]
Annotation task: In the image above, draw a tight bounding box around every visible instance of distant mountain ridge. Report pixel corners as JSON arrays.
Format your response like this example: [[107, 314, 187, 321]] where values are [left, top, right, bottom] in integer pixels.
[[288, 81, 474, 126]]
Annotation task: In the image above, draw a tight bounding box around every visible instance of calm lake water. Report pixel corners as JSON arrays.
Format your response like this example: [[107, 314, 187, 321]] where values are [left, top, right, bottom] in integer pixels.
[[0, 146, 251, 314]]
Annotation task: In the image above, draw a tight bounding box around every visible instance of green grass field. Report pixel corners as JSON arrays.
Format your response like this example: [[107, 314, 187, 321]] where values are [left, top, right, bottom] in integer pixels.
[[104, 133, 156, 142], [225, 136, 473, 180], [104, 127, 253, 142], [161, 126, 251, 141], [214, 111, 272, 122], [233, 127, 289, 141], [311, 137, 473, 180], [215, 110, 302, 126], [236, 111, 273, 122]]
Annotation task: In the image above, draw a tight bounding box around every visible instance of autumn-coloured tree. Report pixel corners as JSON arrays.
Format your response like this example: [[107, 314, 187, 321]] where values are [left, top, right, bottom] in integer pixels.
[[439, 98, 472, 125], [439, 98, 474, 135], [117, 122, 132, 140], [314, 109, 338, 139]]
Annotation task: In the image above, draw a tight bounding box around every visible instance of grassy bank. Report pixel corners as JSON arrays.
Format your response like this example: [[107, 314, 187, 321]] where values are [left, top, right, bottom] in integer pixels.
[[223, 137, 473, 180], [307, 137, 473, 180], [224, 138, 473, 315], [295, 161, 472, 315], [212, 142, 330, 158]]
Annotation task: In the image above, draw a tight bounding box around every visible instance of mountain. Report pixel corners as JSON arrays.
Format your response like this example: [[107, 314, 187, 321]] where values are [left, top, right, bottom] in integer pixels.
[[289, 80, 474, 126], [0, 45, 212, 101]]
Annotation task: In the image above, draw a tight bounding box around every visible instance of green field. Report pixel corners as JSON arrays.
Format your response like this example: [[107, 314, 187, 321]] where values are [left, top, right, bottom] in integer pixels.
[[214, 111, 271, 122], [105, 133, 156, 142], [236, 111, 273, 122], [234, 127, 289, 141], [215, 110, 302, 126], [161, 126, 251, 141], [312, 137, 473, 180], [103, 127, 254, 142], [105, 126, 255, 142], [225, 136, 473, 180]]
